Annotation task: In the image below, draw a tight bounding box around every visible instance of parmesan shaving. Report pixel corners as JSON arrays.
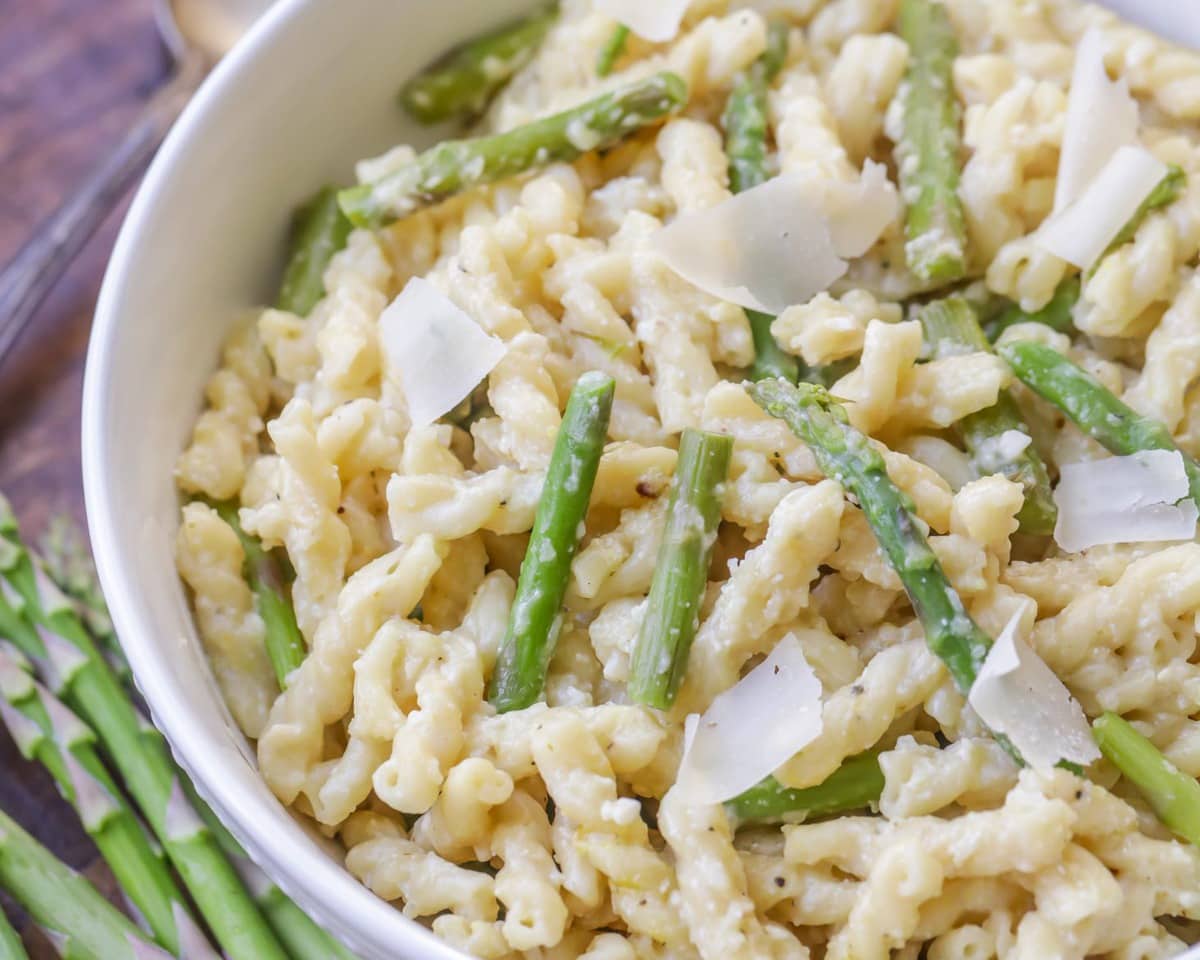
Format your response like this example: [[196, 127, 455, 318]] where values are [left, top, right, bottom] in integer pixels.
[[968, 604, 1100, 773], [1053, 449, 1198, 552], [654, 167, 897, 314], [379, 277, 507, 429], [1038, 145, 1168, 269], [675, 633, 823, 805], [1054, 29, 1141, 213], [594, 0, 691, 43]]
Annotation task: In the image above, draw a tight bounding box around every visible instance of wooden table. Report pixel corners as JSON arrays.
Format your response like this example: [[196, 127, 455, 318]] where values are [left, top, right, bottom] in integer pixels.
[[0, 1, 169, 950]]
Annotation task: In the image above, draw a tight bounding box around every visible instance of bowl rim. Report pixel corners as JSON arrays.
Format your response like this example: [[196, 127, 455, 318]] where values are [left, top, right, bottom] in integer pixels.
[[81, 1, 467, 956]]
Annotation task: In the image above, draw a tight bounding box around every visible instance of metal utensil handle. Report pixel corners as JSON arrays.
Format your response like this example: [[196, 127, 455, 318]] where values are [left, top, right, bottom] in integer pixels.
[[0, 56, 205, 368]]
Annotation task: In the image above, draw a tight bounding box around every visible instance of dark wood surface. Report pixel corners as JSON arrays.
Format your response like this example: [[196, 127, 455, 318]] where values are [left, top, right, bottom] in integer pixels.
[[0, 0, 171, 950]]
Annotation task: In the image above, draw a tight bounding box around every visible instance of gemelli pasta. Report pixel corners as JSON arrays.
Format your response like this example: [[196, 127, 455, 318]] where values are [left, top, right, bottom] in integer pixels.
[[175, 0, 1200, 956]]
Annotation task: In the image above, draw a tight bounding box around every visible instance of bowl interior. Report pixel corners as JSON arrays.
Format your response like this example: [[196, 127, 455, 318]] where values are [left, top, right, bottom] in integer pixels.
[[83, 1, 536, 956]]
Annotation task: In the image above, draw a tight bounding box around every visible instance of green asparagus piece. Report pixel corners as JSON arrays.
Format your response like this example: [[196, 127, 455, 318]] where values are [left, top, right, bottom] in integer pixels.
[[341, 71, 688, 227], [276, 186, 353, 317], [489, 372, 616, 712], [596, 24, 630, 77], [0, 638, 199, 956], [725, 752, 884, 827], [211, 502, 305, 688], [0, 497, 288, 960], [748, 381, 995, 699], [0, 808, 174, 960], [1098, 164, 1186, 264], [997, 341, 1200, 507], [400, 4, 557, 123], [982, 276, 1080, 343], [917, 297, 1056, 534], [893, 0, 968, 284], [0, 910, 25, 960], [721, 20, 799, 384], [1093, 712, 1200, 847], [627, 429, 733, 710]]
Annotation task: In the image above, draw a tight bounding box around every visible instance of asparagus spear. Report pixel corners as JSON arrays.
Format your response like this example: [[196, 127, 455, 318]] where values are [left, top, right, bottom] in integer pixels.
[[748, 381, 996, 700], [341, 71, 688, 227], [38, 518, 130, 688], [917, 297, 1056, 534], [0, 638, 204, 957], [893, 0, 968, 284], [0, 910, 25, 960], [1096, 163, 1186, 265], [1092, 712, 1200, 848], [400, 4, 557, 123], [982, 276, 1080, 343], [725, 752, 884, 827], [0, 498, 288, 960], [209, 502, 305, 688], [0, 808, 175, 960], [488, 372, 616, 713], [276, 186, 353, 317], [721, 20, 799, 385], [997, 341, 1200, 507], [596, 24, 630, 77], [627, 429, 733, 710]]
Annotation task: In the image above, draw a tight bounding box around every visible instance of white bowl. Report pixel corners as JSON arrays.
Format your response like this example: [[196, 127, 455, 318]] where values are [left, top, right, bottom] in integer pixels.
[[82, 1, 535, 957]]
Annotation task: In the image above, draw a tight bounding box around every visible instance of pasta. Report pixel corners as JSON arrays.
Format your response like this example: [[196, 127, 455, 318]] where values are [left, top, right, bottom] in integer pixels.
[[173, 1, 1200, 957]]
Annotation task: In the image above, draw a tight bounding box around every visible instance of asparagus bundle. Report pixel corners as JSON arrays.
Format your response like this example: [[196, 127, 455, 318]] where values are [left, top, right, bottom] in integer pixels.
[[0, 497, 289, 960], [628, 429, 733, 709], [340, 72, 688, 227], [726, 751, 884, 827], [33, 515, 357, 960], [211, 502, 305, 688], [0, 635, 199, 956], [982, 277, 1081, 343], [749, 381, 1021, 766], [0, 808, 174, 960], [893, 0, 968, 284], [997, 341, 1200, 506], [916, 297, 1056, 534], [0, 912, 23, 960], [596, 24, 630, 77], [1093, 713, 1200, 848], [400, 4, 558, 123], [721, 21, 799, 385], [489, 372, 616, 712]]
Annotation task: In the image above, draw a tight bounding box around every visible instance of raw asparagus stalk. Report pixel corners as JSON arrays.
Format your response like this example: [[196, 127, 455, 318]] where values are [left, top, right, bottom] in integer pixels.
[[0, 910, 24, 960], [721, 20, 799, 384], [1093, 712, 1200, 847], [400, 4, 557, 123], [627, 429, 733, 709], [0, 808, 175, 960], [917, 297, 1056, 534], [997, 341, 1200, 506], [210, 502, 306, 688], [341, 71, 688, 227], [0, 639, 203, 957], [489, 372, 616, 712], [748, 381, 996, 699], [596, 23, 629, 77], [725, 751, 884, 827], [1097, 163, 1186, 265], [276, 186, 353, 317], [0, 497, 288, 960], [38, 518, 130, 687], [893, 0, 968, 284], [982, 276, 1080, 343]]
